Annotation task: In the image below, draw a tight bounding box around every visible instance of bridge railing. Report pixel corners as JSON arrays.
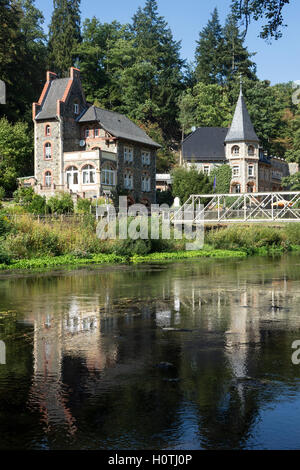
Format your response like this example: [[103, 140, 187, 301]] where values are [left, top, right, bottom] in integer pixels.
[[171, 191, 300, 224]]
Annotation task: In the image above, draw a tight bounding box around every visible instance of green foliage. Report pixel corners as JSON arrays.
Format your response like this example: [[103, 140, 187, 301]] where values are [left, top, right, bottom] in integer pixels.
[[0, 187, 5, 200], [48, 0, 81, 76], [282, 172, 300, 191], [231, 0, 290, 40], [0, 246, 12, 265], [0, 118, 33, 194], [76, 198, 91, 213], [206, 225, 290, 254], [195, 8, 256, 86], [13, 186, 46, 214], [47, 192, 74, 214], [0, 213, 11, 236], [209, 165, 232, 193], [171, 166, 213, 204], [0, 0, 47, 123]]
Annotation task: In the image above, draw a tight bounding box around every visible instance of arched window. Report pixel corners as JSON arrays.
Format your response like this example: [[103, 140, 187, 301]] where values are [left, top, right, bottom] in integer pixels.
[[248, 145, 255, 156], [124, 170, 133, 189], [101, 162, 116, 186], [45, 171, 52, 187], [44, 142, 52, 159], [232, 145, 240, 156], [66, 166, 79, 186], [82, 164, 96, 184], [141, 172, 151, 192], [45, 125, 51, 136]]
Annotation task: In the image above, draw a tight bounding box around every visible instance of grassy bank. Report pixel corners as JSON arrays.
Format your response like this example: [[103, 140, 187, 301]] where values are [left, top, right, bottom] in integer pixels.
[[0, 249, 247, 271], [1, 213, 300, 271]]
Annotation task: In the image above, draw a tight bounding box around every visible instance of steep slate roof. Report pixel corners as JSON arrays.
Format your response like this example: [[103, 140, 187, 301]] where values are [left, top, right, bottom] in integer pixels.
[[35, 78, 70, 120], [225, 90, 259, 143], [78, 105, 161, 148], [182, 127, 228, 161]]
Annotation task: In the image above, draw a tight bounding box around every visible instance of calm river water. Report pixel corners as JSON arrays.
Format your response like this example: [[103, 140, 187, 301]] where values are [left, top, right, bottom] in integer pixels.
[[1, 255, 300, 450]]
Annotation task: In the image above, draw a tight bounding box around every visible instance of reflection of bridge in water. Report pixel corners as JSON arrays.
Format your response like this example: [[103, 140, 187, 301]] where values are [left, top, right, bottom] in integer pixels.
[[172, 191, 300, 224]]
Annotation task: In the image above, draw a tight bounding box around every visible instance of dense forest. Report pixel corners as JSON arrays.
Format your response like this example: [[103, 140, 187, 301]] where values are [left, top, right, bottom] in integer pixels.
[[0, 0, 299, 195]]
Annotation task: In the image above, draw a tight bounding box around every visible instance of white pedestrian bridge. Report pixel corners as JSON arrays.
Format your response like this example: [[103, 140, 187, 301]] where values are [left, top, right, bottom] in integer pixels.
[[171, 192, 300, 224]]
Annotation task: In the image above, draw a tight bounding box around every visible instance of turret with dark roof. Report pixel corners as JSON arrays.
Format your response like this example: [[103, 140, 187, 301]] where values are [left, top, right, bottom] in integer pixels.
[[225, 87, 259, 144]]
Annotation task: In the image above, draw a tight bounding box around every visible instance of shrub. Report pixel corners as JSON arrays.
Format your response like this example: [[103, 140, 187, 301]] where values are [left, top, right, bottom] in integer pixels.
[[0, 213, 11, 236], [0, 187, 5, 201], [47, 192, 74, 214], [76, 198, 91, 214], [0, 246, 12, 265]]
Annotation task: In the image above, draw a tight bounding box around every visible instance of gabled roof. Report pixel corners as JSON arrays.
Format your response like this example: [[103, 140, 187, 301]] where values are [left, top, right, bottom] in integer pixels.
[[35, 78, 70, 120], [225, 90, 259, 143], [182, 127, 228, 161], [78, 105, 161, 148]]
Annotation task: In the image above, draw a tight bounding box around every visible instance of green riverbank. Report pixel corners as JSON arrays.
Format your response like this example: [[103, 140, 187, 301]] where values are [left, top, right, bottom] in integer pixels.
[[0, 248, 247, 272]]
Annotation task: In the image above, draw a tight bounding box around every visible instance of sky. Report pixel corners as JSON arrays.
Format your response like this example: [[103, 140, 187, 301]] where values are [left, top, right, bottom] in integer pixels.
[[35, 0, 300, 85]]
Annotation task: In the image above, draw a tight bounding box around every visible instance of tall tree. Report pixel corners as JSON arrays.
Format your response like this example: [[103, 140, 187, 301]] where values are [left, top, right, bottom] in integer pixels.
[[127, 0, 184, 140], [48, 0, 81, 76], [195, 8, 223, 85], [0, 0, 46, 123], [222, 13, 257, 84]]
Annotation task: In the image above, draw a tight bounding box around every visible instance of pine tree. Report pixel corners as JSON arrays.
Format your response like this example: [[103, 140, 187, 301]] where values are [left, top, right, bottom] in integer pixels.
[[222, 13, 257, 84], [195, 8, 223, 85], [0, 0, 46, 123], [127, 0, 184, 140], [48, 0, 81, 76]]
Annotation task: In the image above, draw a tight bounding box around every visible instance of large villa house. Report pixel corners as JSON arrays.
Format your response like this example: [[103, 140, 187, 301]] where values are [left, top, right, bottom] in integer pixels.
[[182, 86, 298, 193], [24, 67, 160, 206]]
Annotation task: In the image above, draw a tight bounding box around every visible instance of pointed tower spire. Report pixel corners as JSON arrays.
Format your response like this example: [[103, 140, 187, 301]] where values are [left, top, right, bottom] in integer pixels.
[[225, 82, 259, 143]]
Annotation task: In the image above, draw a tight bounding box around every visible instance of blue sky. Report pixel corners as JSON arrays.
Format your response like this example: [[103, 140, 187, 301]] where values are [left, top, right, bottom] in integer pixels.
[[35, 0, 300, 85]]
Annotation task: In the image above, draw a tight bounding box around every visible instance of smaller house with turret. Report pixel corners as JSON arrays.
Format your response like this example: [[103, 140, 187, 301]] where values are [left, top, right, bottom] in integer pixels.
[[27, 67, 160, 206], [182, 86, 296, 193]]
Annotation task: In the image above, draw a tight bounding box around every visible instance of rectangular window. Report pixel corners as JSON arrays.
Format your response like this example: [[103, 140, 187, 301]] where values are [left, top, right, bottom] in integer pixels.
[[101, 170, 115, 186], [85, 129, 90, 138], [74, 104, 79, 114], [248, 165, 254, 177], [142, 151, 150, 165], [94, 129, 99, 137], [232, 166, 240, 177], [124, 146, 133, 162], [203, 166, 210, 175], [124, 174, 133, 189], [142, 177, 151, 192]]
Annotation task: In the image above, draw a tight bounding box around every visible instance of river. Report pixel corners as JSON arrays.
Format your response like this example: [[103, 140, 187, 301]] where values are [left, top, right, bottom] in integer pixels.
[[1, 255, 300, 450]]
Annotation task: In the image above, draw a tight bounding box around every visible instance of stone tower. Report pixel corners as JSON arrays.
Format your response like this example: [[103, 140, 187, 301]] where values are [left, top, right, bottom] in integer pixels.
[[225, 85, 260, 193], [32, 67, 86, 190]]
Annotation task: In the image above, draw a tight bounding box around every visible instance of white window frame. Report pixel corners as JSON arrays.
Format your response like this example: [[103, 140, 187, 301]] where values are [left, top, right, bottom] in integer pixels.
[[142, 151, 150, 165], [248, 165, 254, 177], [66, 166, 79, 186], [74, 103, 79, 115], [124, 146, 133, 162], [82, 165, 96, 184], [232, 165, 240, 177], [203, 165, 210, 175], [45, 125, 51, 136], [142, 174, 151, 192], [101, 169, 116, 186], [124, 171, 133, 189], [232, 146, 240, 155], [45, 172, 52, 187], [45, 143, 52, 159]]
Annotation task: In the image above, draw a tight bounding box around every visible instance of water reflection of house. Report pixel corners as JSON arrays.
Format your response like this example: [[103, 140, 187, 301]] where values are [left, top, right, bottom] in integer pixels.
[[28, 297, 117, 436]]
